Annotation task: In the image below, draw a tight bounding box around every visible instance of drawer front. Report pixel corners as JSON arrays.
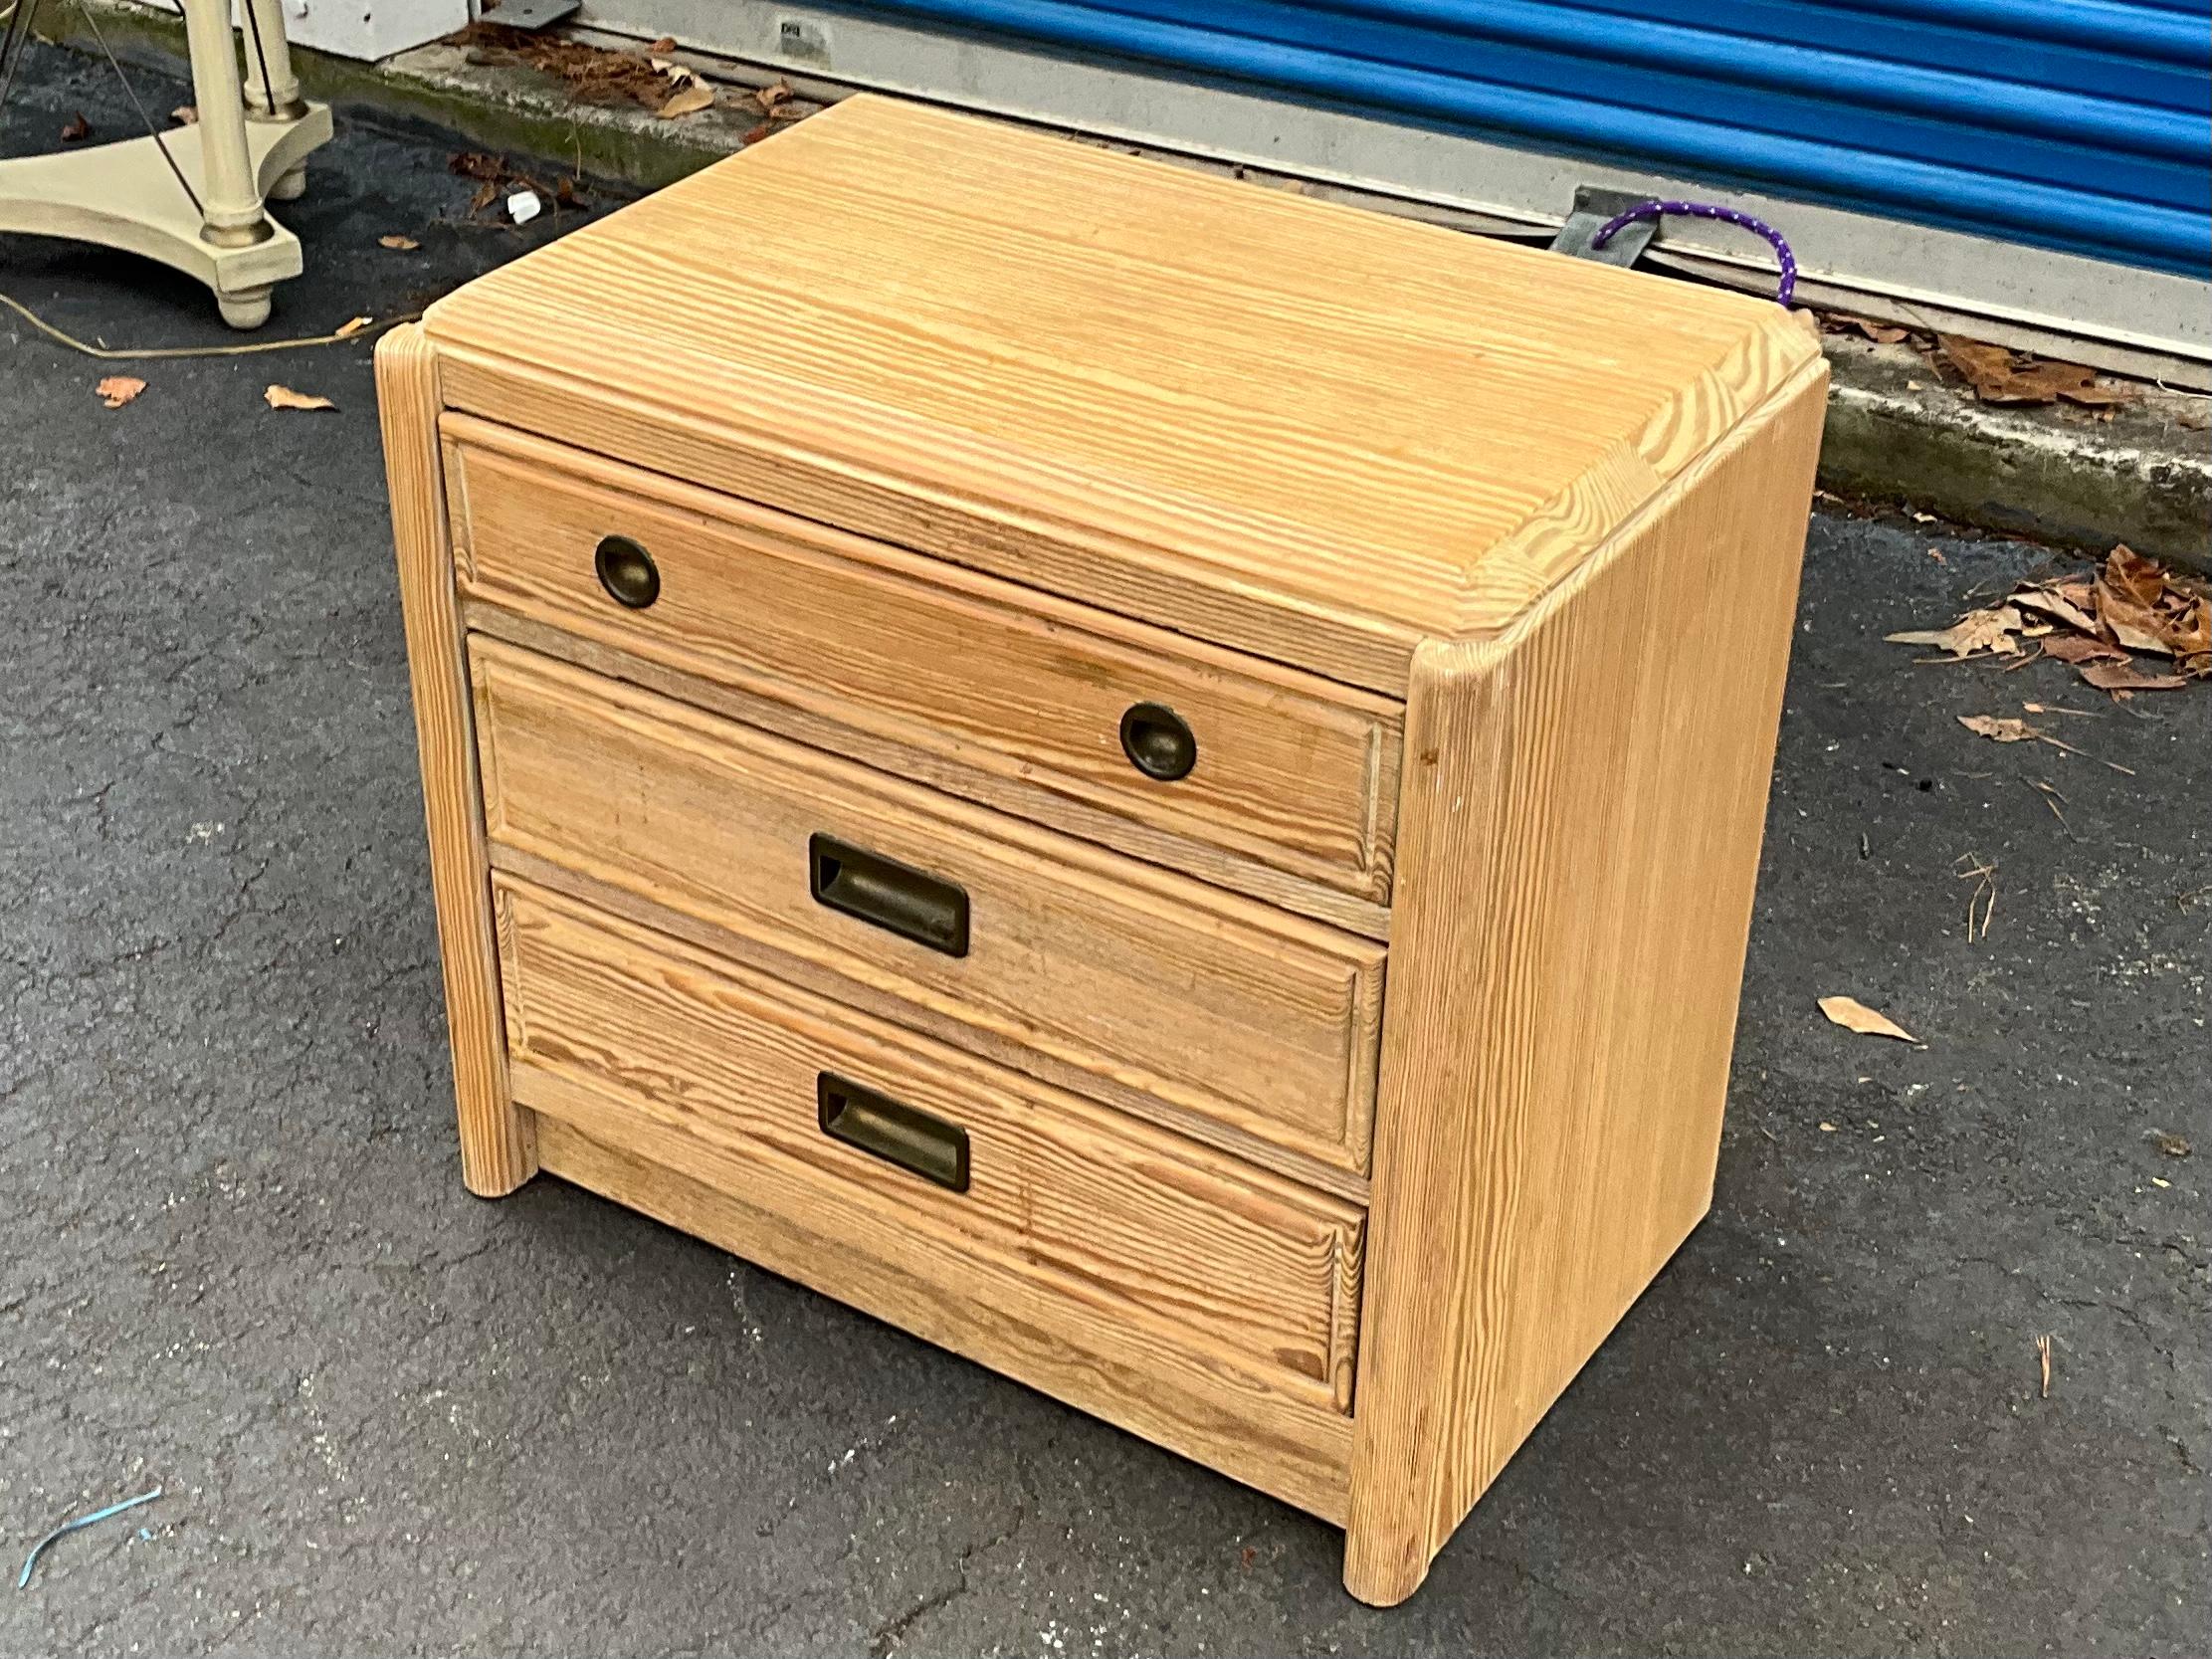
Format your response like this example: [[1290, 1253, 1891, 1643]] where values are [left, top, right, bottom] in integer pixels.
[[444, 418, 1400, 920], [498, 880, 1362, 1515], [471, 638, 1384, 1180]]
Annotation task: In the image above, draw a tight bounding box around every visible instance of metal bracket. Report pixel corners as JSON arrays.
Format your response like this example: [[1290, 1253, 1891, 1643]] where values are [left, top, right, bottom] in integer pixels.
[[1549, 185, 1659, 268]]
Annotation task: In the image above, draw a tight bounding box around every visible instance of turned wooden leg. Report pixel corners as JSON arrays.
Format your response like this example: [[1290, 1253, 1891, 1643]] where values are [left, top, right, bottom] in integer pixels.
[[239, 0, 308, 201], [179, 0, 269, 255]]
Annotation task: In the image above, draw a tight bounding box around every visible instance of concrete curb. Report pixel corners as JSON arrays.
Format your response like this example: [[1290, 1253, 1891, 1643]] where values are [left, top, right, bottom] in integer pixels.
[[41, 6, 2212, 572], [1819, 334, 2210, 572]]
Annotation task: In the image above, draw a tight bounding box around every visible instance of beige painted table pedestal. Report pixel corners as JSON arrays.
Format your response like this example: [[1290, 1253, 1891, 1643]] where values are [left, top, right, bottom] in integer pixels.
[[0, 0, 330, 326], [379, 96, 1827, 1605]]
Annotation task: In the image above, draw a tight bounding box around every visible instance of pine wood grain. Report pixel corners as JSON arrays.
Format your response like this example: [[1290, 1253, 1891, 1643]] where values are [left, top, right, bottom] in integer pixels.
[[375, 323, 534, 1196], [421, 96, 1821, 693], [1341, 359, 1828, 1604], [385, 105, 1838, 1600], [461, 603, 1392, 944], [502, 879, 1362, 1517], [442, 416, 1400, 911], [470, 638, 1385, 1180]]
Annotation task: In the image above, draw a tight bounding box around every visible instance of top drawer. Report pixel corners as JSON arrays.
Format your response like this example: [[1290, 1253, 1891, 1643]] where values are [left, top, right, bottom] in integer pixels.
[[441, 418, 1400, 933]]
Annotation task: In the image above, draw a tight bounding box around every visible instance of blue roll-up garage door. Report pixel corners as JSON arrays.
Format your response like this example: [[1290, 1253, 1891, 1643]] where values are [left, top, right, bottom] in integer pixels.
[[848, 0, 2210, 275]]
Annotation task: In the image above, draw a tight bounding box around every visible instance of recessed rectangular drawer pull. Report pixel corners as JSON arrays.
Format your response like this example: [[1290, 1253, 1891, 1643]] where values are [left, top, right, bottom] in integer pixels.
[[808, 833, 970, 956], [816, 1072, 972, 1192]]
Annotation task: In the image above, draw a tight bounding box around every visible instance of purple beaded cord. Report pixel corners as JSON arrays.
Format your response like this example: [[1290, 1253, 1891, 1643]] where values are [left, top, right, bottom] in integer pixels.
[[1590, 199, 1798, 309]]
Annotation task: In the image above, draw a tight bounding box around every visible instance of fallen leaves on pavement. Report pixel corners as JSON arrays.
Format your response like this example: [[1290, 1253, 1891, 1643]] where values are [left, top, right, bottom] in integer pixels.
[[1818, 995, 1918, 1043], [1957, 714, 2038, 743], [1885, 603, 2026, 660], [2036, 1334, 2053, 1399], [60, 112, 92, 142], [378, 233, 421, 250], [1957, 714, 2133, 774], [2096, 547, 2209, 660], [2146, 1130, 2191, 1158], [2079, 660, 2188, 694], [96, 375, 146, 409], [2012, 583, 2100, 635], [2038, 632, 2127, 666], [1893, 547, 2207, 701], [265, 384, 336, 412]]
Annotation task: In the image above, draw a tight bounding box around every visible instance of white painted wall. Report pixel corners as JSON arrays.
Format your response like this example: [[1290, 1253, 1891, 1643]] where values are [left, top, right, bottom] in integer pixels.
[[130, 0, 470, 63]]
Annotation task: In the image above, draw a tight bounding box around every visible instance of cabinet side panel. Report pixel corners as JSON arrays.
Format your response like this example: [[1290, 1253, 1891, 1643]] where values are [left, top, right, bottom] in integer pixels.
[[1344, 363, 1827, 1604], [376, 323, 536, 1195]]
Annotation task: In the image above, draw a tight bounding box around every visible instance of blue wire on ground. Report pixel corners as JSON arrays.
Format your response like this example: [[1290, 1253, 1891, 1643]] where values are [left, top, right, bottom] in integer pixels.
[[16, 1488, 162, 1590]]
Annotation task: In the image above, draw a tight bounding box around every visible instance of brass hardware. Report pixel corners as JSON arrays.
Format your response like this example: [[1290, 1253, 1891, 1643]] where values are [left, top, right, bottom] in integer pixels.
[[594, 534, 660, 608], [1119, 701, 1197, 781], [809, 834, 970, 956], [818, 1073, 970, 1191]]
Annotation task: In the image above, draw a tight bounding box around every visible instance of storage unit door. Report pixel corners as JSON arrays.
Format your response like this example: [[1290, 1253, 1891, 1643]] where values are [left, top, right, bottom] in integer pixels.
[[845, 0, 2209, 274]]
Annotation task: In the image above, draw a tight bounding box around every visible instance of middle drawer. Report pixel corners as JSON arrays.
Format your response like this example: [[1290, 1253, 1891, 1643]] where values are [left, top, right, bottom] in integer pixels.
[[470, 637, 1384, 1185]]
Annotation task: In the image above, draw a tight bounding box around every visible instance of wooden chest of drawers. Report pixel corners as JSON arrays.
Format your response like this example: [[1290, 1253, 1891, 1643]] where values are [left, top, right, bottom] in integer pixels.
[[377, 95, 1824, 1605]]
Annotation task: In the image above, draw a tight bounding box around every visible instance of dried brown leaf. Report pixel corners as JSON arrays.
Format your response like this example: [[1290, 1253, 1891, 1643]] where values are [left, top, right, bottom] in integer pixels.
[[1818, 996, 1918, 1043], [1936, 333, 2138, 409], [2080, 660, 2188, 694], [2089, 548, 2212, 663], [378, 234, 420, 250], [2099, 590, 2176, 656], [264, 384, 336, 412], [645, 35, 677, 54], [2040, 633, 2129, 665], [1958, 714, 2039, 743], [2148, 1131, 2192, 1158], [1828, 312, 1910, 344], [60, 112, 92, 142], [1885, 604, 2024, 660], [2104, 545, 2168, 608], [2012, 585, 2100, 636], [2166, 598, 2211, 661], [656, 82, 715, 119], [1936, 334, 2017, 396], [95, 375, 146, 409]]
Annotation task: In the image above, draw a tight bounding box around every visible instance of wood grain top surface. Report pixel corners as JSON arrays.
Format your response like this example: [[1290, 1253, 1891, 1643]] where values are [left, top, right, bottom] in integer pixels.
[[424, 96, 1820, 687]]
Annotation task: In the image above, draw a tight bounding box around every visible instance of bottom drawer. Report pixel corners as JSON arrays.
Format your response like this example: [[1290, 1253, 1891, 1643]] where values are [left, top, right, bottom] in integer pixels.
[[496, 877, 1363, 1520]]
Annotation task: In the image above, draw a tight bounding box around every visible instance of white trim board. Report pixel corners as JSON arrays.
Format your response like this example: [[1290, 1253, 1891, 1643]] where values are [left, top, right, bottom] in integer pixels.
[[583, 1, 2211, 382]]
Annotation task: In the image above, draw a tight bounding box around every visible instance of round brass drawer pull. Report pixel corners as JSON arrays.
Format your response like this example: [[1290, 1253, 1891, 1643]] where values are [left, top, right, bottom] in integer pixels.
[[594, 534, 660, 609], [1119, 701, 1196, 781]]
